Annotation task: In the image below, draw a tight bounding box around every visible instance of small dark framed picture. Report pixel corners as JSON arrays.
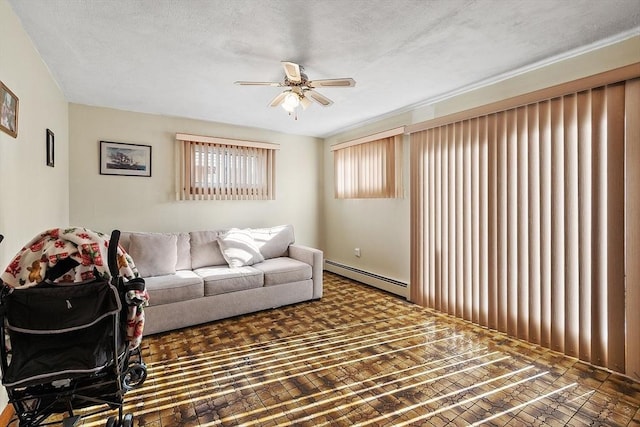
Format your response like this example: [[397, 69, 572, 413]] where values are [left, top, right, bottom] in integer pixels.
[[46, 129, 55, 167], [0, 80, 19, 138], [100, 141, 152, 177]]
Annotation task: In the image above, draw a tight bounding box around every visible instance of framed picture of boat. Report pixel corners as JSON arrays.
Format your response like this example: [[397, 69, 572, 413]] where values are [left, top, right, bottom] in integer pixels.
[[100, 141, 152, 177]]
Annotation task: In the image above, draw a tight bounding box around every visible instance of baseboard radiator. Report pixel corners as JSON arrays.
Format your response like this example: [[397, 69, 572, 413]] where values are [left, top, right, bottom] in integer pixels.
[[324, 260, 408, 298]]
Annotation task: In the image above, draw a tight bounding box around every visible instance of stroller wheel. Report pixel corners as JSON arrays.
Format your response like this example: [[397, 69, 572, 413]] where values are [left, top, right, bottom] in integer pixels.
[[122, 362, 147, 390], [121, 413, 134, 427], [105, 416, 117, 427]]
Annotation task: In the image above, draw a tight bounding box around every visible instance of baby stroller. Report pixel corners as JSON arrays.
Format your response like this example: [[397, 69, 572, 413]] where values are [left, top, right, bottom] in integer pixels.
[[0, 229, 148, 426]]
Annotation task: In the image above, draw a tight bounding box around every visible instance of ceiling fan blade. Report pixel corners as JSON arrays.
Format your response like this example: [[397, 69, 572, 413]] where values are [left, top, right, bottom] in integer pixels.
[[268, 92, 288, 107], [307, 78, 356, 88], [306, 90, 333, 106], [282, 61, 302, 83], [235, 81, 284, 87]]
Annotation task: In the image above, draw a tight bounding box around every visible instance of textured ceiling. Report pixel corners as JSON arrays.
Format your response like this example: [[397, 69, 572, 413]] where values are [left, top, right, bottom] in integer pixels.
[[8, 0, 640, 137]]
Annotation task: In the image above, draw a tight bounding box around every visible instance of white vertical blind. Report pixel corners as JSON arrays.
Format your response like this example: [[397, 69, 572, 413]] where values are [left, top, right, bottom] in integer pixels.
[[410, 77, 639, 377], [176, 135, 277, 201]]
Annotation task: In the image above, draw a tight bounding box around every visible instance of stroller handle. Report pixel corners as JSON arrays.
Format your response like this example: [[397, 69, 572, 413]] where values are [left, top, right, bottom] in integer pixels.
[[108, 230, 121, 279]]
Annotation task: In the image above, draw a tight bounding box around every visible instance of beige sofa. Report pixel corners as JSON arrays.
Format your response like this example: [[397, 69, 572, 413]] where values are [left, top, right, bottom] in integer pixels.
[[119, 225, 323, 335]]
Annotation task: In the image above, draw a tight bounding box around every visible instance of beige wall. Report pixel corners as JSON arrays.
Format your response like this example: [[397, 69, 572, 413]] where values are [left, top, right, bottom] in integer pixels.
[[0, 0, 69, 409], [322, 35, 640, 297], [69, 104, 323, 248], [323, 114, 415, 296]]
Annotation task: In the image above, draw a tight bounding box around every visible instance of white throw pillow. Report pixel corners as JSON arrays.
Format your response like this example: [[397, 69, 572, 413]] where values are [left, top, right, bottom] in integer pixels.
[[128, 233, 178, 277], [218, 228, 264, 268], [250, 224, 295, 259]]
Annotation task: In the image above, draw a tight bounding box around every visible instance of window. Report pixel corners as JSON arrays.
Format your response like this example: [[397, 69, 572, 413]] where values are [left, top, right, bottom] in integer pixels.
[[332, 127, 404, 199], [176, 133, 278, 200]]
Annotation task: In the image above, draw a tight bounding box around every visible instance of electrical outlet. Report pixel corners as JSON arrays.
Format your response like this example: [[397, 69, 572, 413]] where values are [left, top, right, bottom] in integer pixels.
[[354, 248, 361, 257]]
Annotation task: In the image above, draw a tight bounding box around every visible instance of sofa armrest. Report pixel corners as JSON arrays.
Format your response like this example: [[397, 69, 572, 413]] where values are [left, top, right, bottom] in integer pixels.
[[289, 244, 323, 299]]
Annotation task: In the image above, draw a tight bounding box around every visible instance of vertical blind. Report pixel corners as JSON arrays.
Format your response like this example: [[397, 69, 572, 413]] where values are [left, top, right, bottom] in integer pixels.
[[410, 77, 639, 377], [333, 133, 403, 199], [176, 134, 277, 201]]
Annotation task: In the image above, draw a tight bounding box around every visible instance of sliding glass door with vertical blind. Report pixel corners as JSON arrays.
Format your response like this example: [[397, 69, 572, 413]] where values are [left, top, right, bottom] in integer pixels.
[[409, 67, 639, 378]]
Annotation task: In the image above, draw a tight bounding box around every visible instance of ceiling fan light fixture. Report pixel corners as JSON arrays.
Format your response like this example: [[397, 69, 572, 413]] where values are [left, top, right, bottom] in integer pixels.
[[300, 96, 312, 110], [282, 92, 300, 111]]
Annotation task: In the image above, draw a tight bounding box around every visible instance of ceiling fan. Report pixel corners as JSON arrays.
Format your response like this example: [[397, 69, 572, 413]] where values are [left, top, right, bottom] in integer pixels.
[[234, 61, 355, 116]]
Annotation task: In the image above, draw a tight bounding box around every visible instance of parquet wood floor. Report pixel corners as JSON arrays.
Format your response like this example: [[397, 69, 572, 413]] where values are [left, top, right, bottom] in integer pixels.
[[23, 272, 640, 426]]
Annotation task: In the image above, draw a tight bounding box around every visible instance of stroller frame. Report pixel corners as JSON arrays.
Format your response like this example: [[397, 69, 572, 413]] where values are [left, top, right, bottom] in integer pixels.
[[0, 230, 147, 427]]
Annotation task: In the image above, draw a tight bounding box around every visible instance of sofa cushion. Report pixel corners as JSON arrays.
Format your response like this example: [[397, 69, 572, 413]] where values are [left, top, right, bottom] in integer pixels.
[[252, 257, 312, 287], [128, 233, 178, 277], [194, 266, 263, 296], [143, 270, 204, 306], [121, 231, 191, 272], [175, 232, 192, 270], [218, 228, 264, 267], [190, 230, 227, 268], [251, 224, 295, 260]]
